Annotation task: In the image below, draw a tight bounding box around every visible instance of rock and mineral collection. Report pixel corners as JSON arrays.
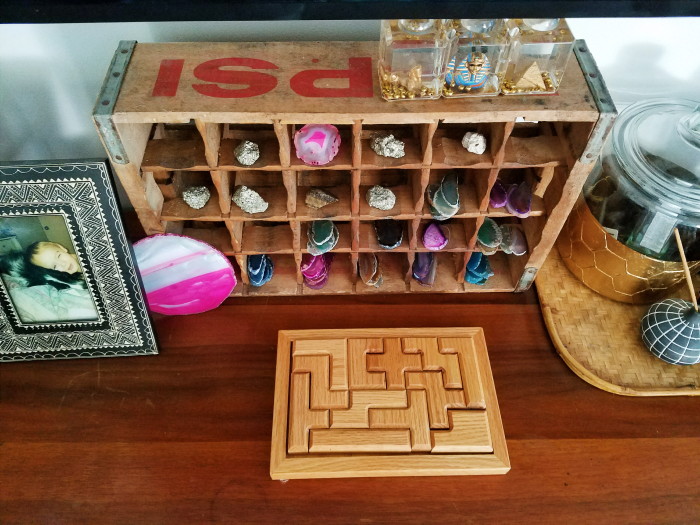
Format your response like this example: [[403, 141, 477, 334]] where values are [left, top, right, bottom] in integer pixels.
[[374, 219, 403, 250], [182, 186, 211, 210], [505, 181, 533, 218], [412, 252, 436, 286], [247, 254, 274, 287], [234, 140, 260, 166], [370, 133, 405, 158], [426, 172, 460, 220], [301, 252, 334, 289], [422, 222, 449, 251], [358, 253, 383, 288], [307, 220, 339, 255], [232, 185, 269, 214], [465, 252, 494, 285], [489, 179, 508, 208], [499, 224, 527, 256], [366, 185, 396, 211], [461, 131, 487, 155], [305, 188, 338, 209], [489, 179, 532, 218], [477, 217, 503, 255], [294, 124, 341, 166]]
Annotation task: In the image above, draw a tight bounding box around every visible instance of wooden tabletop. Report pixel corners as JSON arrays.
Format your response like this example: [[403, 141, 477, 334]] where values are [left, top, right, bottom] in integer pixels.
[[1, 292, 699, 524]]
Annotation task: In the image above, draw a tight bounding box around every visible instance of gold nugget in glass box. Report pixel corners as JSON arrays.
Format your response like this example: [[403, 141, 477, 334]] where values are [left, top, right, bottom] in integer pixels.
[[378, 19, 455, 101]]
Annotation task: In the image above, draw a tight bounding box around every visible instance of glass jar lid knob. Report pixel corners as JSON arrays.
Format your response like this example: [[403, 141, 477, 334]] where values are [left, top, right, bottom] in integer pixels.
[[522, 19, 561, 31], [398, 19, 435, 35], [459, 19, 496, 33]]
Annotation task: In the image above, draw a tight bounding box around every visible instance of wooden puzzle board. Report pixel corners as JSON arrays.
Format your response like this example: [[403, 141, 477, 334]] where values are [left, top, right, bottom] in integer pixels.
[[271, 328, 509, 479]]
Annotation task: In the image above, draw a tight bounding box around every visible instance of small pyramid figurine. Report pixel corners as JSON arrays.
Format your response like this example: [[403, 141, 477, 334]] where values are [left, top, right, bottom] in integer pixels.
[[640, 229, 700, 365], [515, 62, 546, 91]]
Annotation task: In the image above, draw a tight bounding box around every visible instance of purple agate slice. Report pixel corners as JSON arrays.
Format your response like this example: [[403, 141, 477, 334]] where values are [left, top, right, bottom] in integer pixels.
[[301, 253, 334, 289], [412, 252, 437, 286], [505, 181, 532, 218], [489, 179, 508, 208], [422, 222, 448, 251]]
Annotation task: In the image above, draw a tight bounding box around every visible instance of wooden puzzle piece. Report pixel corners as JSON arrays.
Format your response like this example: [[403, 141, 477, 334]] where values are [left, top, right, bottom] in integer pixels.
[[367, 337, 422, 390], [405, 371, 466, 429], [331, 390, 407, 428], [431, 410, 492, 453], [293, 339, 348, 391], [293, 354, 349, 409], [288, 373, 329, 454], [309, 428, 412, 453], [403, 337, 462, 389], [347, 338, 386, 390], [439, 337, 486, 409], [369, 390, 432, 452]]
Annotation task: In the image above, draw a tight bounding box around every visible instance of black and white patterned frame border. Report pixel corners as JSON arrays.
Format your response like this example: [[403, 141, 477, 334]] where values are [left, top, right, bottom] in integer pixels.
[[0, 160, 157, 361]]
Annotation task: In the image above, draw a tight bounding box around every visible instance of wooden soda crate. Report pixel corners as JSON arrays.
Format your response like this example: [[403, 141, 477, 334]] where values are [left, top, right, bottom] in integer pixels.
[[93, 40, 615, 296]]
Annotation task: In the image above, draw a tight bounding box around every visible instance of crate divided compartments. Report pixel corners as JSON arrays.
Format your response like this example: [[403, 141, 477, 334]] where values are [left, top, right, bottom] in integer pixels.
[[93, 41, 615, 296]]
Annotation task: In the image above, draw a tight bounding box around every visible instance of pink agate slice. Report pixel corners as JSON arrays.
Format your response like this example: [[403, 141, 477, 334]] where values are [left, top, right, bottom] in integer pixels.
[[133, 234, 237, 315], [300, 253, 333, 289], [423, 222, 448, 251], [294, 124, 341, 166]]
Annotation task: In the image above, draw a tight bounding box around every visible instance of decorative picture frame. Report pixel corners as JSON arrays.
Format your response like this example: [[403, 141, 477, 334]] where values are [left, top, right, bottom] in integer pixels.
[[0, 160, 157, 361]]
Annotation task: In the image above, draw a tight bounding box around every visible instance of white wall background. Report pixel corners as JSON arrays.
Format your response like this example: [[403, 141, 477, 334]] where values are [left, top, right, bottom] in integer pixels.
[[0, 18, 698, 162]]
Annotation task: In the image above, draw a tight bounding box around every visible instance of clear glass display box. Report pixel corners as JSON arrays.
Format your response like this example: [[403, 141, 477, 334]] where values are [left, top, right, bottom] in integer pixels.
[[443, 19, 509, 98], [378, 19, 455, 101], [502, 18, 574, 95]]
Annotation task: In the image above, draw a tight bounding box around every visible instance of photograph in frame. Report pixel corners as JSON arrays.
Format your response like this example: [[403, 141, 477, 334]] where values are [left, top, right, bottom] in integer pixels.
[[0, 160, 157, 361]]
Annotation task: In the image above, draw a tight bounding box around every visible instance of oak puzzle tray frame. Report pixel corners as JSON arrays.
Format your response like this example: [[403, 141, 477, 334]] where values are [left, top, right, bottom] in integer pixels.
[[94, 40, 614, 296], [270, 328, 509, 479]]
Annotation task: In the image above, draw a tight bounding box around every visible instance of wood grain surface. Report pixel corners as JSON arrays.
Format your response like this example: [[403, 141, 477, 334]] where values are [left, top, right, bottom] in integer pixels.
[[1, 291, 699, 524]]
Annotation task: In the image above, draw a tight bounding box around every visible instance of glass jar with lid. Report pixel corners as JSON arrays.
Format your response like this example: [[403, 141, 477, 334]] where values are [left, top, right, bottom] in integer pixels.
[[560, 99, 700, 303]]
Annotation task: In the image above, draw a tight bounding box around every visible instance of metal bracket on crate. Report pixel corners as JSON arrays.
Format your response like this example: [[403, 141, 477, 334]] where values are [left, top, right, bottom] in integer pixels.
[[515, 266, 538, 292], [573, 39, 617, 164], [93, 40, 136, 165]]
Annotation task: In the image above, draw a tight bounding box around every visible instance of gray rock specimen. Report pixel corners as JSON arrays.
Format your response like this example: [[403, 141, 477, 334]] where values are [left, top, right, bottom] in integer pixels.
[[366, 185, 396, 211], [232, 185, 268, 214], [305, 188, 338, 209], [461, 131, 487, 155], [370, 133, 405, 159], [182, 186, 211, 210], [234, 140, 260, 166]]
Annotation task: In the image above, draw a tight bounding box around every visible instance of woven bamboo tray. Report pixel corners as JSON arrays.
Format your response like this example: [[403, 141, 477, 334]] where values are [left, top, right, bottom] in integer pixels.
[[536, 247, 700, 396]]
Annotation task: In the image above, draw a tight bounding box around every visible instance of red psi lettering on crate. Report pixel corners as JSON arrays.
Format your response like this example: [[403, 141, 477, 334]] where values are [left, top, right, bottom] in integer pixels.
[[152, 57, 374, 98]]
